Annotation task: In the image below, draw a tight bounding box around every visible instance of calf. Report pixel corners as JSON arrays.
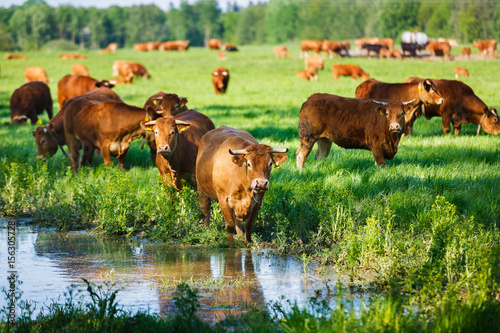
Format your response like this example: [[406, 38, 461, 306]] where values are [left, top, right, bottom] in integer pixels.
[[196, 126, 289, 245], [24, 66, 49, 84], [332, 64, 369, 81], [454, 67, 469, 78], [57, 75, 115, 108], [10, 82, 53, 125], [209, 38, 222, 50], [273, 45, 290, 59], [305, 55, 324, 71], [212, 67, 230, 95], [297, 67, 318, 81], [141, 110, 215, 190], [461, 47, 471, 59], [71, 63, 90, 77], [296, 94, 413, 169]]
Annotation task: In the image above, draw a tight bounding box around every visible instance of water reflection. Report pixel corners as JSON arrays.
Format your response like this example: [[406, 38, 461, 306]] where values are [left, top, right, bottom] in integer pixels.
[[0, 220, 371, 321]]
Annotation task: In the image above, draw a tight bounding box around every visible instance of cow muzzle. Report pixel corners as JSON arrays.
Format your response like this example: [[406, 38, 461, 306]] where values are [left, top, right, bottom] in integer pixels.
[[157, 145, 172, 156], [437, 98, 444, 105], [251, 179, 269, 193], [389, 123, 402, 133]]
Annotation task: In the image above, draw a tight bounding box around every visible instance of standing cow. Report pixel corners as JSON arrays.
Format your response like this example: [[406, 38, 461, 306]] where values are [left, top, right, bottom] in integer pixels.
[[71, 63, 90, 77], [196, 126, 289, 245], [24, 66, 49, 84], [332, 64, 369, 81], [212, 67, 230, 95], [10, 82, 53, 125], [141, 110, 215, 190], [57, 75, 115, 109], [296, 94, 414, 169]]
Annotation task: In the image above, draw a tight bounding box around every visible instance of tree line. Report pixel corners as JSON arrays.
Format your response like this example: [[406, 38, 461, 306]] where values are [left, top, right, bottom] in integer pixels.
[[1, 0, 499, 51]]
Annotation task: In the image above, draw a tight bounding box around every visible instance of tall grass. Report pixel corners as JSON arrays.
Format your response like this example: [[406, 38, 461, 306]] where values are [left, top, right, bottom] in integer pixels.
[[1, 45, 500, 327]]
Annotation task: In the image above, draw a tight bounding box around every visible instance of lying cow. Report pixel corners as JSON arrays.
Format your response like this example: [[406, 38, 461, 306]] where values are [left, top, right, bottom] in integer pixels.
[[32, 87, 122, 160], [332, 64, 369, 81], [355, 78, 444, 135], [212, 67, 230, 95], [10, 82, 53, 125], [111, 60, 134, 83], [404, 77, 500, 135], [296, 94, 413, 169], [141, 110, 215, 190], [24, 66, 49, 84], [273, 45, 290, 59], [5, 53, 28, 59], [71, 63, 90, 77], [57, 75, 115, 108], [208, 38, 222, 50], [297, 67, 318, 81], [196, 126, 289, 245]]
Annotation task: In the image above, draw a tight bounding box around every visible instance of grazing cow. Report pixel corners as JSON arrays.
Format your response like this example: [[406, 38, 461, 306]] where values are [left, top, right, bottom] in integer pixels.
[[208, 38, 222, 50], [140, 109, 215, 190], [5, 53, 28, 59], [401, 42, 427, 57], [305, 55, 324, 71], [379, 48, 402, 59], [111, 60, 134, 83], [32, 87, 122, 160], [24, 66, 49, 84], [128, 62, 151, 79], [297, 66, 318, 81], [300, 40, 323, 58], [71, 63, 90, 77], [57, 75, 115, 109], [64, 100, 152, 172], [133, 43, 149, 52], [403, 77, 500, 135], [10, 82, 53, 125], [377, 38, 395, 50], [143, 92, 188, 120], [273, 45, 290, 59], [354, 37, 379, 49], [196, 126, 289, 245], [332, 64, 369, 81], [212, 67, 230, 95], [159, 40, 190, 51], [427, 40, 451, 60], [355, 78, 444, 136], [296, 94, 414, 169], [58, 54, 86, 59], [223, 43, 238, 51], [322, 40, 343, 58], [99, 42, 118, 54], [455, 66, 469, 78], [472, 39, 497, 59], [146, 41, 161, 51], [461, 47, 471, 59], [362, 43, 388, 57]]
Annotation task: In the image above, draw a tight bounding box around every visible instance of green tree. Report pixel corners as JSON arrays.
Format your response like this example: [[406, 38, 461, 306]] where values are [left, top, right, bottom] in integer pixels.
[[380, 0, 420, 39], [458, 6, 481, 41], [222, 10, 239, 43], [265, 0, 298, 44], [235, 3, 266, 45], [193, 0, 221, 46], [0, 22, 15, 51], [126, 5, 166, 43]]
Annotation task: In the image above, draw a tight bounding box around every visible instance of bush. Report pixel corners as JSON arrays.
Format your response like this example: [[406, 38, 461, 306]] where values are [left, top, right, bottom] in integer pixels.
[[41, 39, 79, 52]]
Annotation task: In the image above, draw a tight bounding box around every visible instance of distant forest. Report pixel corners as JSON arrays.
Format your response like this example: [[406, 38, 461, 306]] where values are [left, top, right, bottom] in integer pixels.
[[1, 0, 499, 51]]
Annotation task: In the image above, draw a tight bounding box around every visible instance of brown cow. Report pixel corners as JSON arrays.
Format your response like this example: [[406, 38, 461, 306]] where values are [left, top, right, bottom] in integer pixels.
[[297, 67, 318, 81], [64, 100, 151, 172], [196, 126, 289, 245], [461, 47, 471, 59], [71, 63, 90, 77], [403, 77, 500, 135], [223, 43, 238, 51], [146, 41, 161, 51], [111, 60, 134, 83], [454, 66, 469, 79], [377, 38, 394, 50], [10, 82, 53, 125], [159, 40, 190, 51], [5, 53, 28, 59], [129, 62, 151, 79], [355, 78, 444, 136], [273, 45, 290, 59], [217, 50, 226, 60], [143, 92, 188, 120], [427, 40, 451, 60], [140, 109, 215, 190], [32, 87, 122, 160], [379, 48, 402, 59], [58, 54, 86, 59], [305, 55, 324, 71], [332, 64, 369, 81], [99, 42, 118, 54], [472, 39, 497, 59], [296, 94, 413, 169], [300, 40, 323, 58], [354, 37, 379, 49], [57, 75, 115, 109], [212, 67, 230, 95], [208, 38, 222, 50], [133, 43, 148, 52], [24, 66, 49, 84]]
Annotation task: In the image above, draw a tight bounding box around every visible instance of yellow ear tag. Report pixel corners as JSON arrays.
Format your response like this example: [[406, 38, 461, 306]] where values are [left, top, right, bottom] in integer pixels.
[[36, 119, 43, 125], [275, 161, 280, 168], [180, 103, 185, 107], [145, 117, 150, 121], [179, 127, 187, 133], [146, 126, 153, 131], [418, 83, 422, 95]]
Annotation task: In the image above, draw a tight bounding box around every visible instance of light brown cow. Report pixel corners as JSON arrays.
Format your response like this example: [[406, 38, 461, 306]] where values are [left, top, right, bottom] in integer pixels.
[[24, 66, 49, 84], [111, 60, 134, 83], [208, 38, 222, 50], [296, 94, 413, 169], [454, 66, 469, 78], [196, 126, 289, 245], [321, 40, 346, 59], [159, 40, 190, 51], [379, 48, 402, 59], [100, 42, 118, 53], [305, 55, 324, 71], [32, 87, 122, 160], [140, 109, 215, 190], [461, 47, 471, 59], [472, 39, 497, 59], [71, 63, 90, 77], [5, 53, 28, 59], [403, 77, 500, 135], [297, 67, 318, 81], [332, 64, 369, 81], [133, 43, 149, 52], [355, 78, 444, 136], [273, 45, 290, 59], [427, 40, 451, 60], [57, 75, 115, 109], [129, 62, 151, 79], [300, 40, 323, 58], [217, 50, 226, 60], [377, 38, 394, 50], [146, 41, 161, 51], [10, 82, 53, 125], [212, 67, 230, 95], [58, 54, 86, 59]]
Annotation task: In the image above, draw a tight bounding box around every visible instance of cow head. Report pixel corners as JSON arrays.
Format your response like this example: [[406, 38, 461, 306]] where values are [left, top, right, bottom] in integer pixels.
[[140, 117, 190, 158], [32, 124, 58, 159], [419, 79, 444, 106], [95, 79, 115, 89], [229, 145, 288, 194], [478, 108, 500, 135], [152, 94, 188, 118], [212, 68, 230, 94], [374, 100, 414, 134]]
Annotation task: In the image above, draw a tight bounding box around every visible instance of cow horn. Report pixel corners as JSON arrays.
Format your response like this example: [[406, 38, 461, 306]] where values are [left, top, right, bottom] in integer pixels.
[[144, 120, 156, 126], [153, 96, 163, 100], [402, 99, 416, 106], [229, 148, 247, 155], [373, 100, 388, 106], [174, 120, 189, 125], [271, 148, 289, 153]]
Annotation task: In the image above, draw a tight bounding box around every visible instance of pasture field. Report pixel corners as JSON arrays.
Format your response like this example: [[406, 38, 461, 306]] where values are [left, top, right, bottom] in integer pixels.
[[1, 44, 500, 330]]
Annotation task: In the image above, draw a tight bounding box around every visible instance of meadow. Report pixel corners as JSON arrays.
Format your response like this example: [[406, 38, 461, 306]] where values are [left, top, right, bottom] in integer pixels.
[[1, 44, 500, 331]]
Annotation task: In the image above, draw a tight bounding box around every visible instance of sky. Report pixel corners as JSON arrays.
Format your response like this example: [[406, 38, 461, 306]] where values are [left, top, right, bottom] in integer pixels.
[[0, 0, 265, 11]]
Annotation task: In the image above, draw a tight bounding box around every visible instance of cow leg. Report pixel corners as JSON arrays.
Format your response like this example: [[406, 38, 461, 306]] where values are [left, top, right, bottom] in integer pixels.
[[315, 137, 332, 160], [100, 146, 113, 167], [46, 104, 53, 120], [296, 124, 317, 170], [453, 125, 462, 135], [371, 148, 387, 166], [219, 199, 237, 246], [66, 134, 80, 173], [199, 192, 211, 227], [117, 149, 128, 169], [80, 145, 94, 167], [441, 115, 452, 135]]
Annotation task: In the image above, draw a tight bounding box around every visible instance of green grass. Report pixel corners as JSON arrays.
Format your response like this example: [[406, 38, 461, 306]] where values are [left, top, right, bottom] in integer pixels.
[[1, 44, 500, 330]]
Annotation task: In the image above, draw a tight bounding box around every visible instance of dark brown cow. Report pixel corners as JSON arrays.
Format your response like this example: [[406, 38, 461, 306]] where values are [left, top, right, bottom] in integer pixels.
[[208, 38, 222, 50], [143, 92, 188, 120], [32, 87, 122, 160], [296, 94, 414, 169], [212, 67, 230, 95], [223, 43, 238, 51], [10, 82, 53, 125], [300, 40, 323, 58], [355, 78, 444, 135], [24, 66, 49, 84], [196, 126, 289, 245], [71, 63, 90, 77], [57, 75, 115, 109], [332, 64, 369, 81], [403, 77, 500, 135], [5, 53, 28, 59], [140, 110, 215, 190], [472, 39, 497, 59], [64, 100, 152, 172]]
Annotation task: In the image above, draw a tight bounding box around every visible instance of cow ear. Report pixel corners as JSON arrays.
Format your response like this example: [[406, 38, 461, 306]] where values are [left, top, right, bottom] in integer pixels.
[[176, 123, 190, 133], [404, 104, 413, 115], [423, 79, 433, 92], [140, 121, 153, 131], [179, 97, 188, 107], [376, 106, 387, 116], [232, 155, 245, 167], [273, 154, 289, 167]]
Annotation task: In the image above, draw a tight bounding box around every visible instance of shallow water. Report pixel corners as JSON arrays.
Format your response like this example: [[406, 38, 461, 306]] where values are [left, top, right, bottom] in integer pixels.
[[0, 218, 372, 322]]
